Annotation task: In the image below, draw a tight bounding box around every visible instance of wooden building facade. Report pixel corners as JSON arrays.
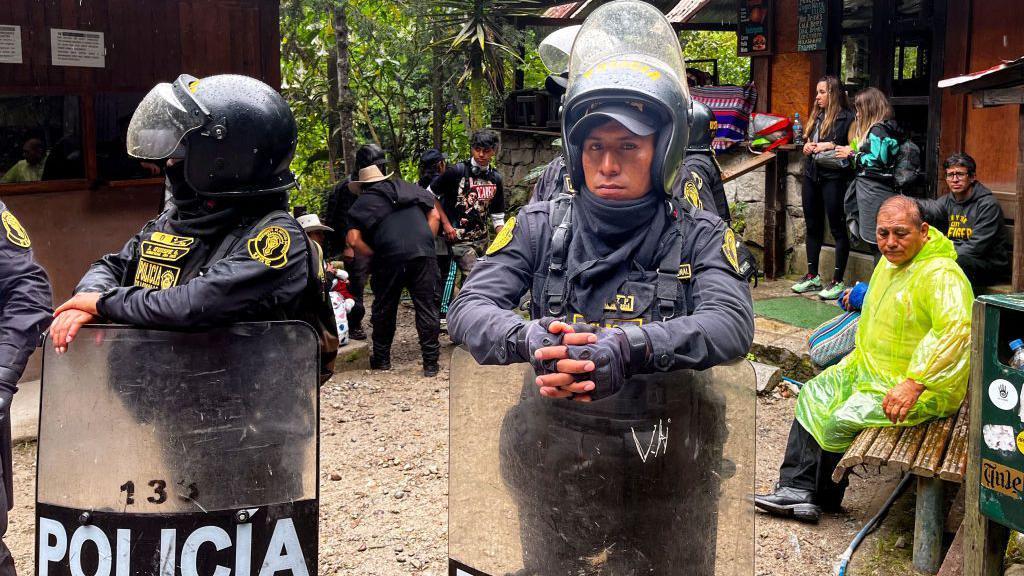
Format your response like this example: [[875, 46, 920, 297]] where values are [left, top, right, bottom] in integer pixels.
[[753, 0, 1024, 214], [0, 0, 281, 304]]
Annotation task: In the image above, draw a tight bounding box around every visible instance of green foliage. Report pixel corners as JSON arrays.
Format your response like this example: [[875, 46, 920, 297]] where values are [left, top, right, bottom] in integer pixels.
[[281, 0, 481, 213], [730, 201, 748, 236], [678, 31, 751, 86]]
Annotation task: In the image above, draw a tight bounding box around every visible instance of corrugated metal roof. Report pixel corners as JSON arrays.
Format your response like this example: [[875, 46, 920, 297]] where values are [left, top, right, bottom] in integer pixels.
[[542, 2, 582, 18], [665, 0, 711, 22]]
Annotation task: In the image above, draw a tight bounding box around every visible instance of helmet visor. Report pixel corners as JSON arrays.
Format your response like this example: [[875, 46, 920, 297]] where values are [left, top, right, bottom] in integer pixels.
[[566, 0, 687, 97], [126, 78, 209, 160], [539, 25, 580, 74]]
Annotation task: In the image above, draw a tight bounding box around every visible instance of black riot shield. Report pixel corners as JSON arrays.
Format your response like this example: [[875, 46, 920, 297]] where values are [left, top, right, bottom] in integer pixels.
[[448, 347, 755, 576], [36, 322, 319, 576]]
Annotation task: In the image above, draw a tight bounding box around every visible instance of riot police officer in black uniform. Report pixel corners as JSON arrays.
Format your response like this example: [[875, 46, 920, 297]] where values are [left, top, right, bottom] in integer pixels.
[[50, 74, 336, 374], [674, 100, 730, 222], [0, 201, 51, 575], [448, 3, 754, 573]]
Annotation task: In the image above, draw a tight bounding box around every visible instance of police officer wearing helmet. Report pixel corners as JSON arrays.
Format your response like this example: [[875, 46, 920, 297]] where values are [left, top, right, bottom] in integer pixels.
[[0, 201, 51, 574], [673, 100, 730, 222], [50, 74, 338, 378], [528, 25, 578, 205], [448, 2, 754, 572]]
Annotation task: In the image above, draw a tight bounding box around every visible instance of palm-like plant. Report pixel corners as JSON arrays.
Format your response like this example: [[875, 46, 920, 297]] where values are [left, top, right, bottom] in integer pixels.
[[420, 0, 562, 130]]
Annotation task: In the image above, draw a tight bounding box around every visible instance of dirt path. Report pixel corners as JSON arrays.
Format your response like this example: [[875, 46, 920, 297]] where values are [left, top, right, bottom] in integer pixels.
[[4, 303, 932, 575]]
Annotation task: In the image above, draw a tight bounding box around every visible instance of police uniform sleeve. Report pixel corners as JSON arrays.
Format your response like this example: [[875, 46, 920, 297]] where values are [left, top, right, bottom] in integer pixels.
[[641, 216, 754, 371], [448, 211, 536, 365], [96, 216, 309, 328], [0, 205, 53, 389]]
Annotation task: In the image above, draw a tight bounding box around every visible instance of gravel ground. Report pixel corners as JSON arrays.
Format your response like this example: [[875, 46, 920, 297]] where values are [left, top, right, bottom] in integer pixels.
[[3, 302, 935, 575]]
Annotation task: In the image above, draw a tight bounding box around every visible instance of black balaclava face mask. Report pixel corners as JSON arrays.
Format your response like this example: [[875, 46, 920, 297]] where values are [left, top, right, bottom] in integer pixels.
[[566, 187, 674, 321], [164, 160, 243, 237]]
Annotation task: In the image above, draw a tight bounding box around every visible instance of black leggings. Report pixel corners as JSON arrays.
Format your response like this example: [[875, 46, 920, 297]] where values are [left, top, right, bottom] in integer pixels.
[[802, 176, 850, 281]]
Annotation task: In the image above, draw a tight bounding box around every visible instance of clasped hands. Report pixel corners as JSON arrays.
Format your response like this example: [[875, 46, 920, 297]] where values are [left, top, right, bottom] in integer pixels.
[[519, 318, 629, 402]]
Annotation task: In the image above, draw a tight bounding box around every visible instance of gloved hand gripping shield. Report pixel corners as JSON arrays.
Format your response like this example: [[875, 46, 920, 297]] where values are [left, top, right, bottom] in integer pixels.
[[448, 347, 755, 576], [35, 323, 319, 575]]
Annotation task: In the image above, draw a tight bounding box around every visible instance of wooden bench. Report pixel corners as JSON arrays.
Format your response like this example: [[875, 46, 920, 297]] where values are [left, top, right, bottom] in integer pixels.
[[831, 398, 970, 574]]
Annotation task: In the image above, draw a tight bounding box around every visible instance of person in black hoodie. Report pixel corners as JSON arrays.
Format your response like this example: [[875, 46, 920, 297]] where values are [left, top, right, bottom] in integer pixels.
[[792, 76, 855, 300], [916, 152, 1010, 288], [347, 164, 442, 376]]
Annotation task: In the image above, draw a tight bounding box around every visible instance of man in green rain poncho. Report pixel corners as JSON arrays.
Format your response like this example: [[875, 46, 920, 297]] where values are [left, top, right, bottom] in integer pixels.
[[756, 195, 973, 523]]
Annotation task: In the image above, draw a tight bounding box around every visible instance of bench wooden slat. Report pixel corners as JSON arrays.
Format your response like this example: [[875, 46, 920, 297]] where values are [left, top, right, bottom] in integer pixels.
[[864, 427, 903, 466], [939, 398, 971, 483], [889, 425, 929, 471], [832, 427, 880, 483], [911, 416, 956, 477]]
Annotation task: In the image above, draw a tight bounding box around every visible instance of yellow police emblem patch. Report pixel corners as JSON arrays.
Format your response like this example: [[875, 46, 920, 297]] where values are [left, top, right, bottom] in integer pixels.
[[248, 226, 291, 269], [690, 170, 704, 190], [486, 216, 517, 256], [683, 180, 703, 210], [722, 228, 740, 273], [1, 211, 30, 248]]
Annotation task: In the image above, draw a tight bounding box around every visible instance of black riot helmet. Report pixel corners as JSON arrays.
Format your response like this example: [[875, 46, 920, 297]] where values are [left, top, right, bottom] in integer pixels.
[[687, 101, 718, 153], [127, 74, 298, 197], [562, 0, 692, 197]]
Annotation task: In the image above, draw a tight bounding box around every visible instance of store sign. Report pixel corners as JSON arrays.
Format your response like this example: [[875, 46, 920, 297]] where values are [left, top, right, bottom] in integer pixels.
[[797, 0, 827, 52], [51, 28, 105, 68], [737, 0, 772, 57], [0, 25, 22, 64]]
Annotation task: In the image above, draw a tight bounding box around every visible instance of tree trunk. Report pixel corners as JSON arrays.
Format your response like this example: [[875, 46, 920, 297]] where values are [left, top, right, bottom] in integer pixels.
[[469, 66, 486, 131], [430, 28, 444, 149], [333, 1, 356, 177], [326, 41, 341, 182]]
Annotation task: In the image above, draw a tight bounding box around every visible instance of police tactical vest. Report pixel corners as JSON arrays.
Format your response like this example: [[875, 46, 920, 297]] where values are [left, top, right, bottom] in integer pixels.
[[540, 193, 695, 328]]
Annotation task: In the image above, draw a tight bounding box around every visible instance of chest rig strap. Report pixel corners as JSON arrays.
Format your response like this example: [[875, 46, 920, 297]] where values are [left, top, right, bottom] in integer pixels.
[[543, 194, 574, 316], [655, 197, 686, 321]]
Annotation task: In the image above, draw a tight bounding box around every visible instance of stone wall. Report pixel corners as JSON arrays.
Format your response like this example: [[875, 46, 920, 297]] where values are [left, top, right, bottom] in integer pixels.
[[719, 152, 805, 274], [495, 130, 561, 208]]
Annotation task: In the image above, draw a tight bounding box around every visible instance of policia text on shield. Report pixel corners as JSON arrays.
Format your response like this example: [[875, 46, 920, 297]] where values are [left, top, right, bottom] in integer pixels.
[[448, 2, 755, 574]]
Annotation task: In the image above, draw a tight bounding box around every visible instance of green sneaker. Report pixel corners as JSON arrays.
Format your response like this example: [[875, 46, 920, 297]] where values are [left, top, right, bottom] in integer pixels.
[[791, 274, 822, 294], [818, 280, 847, 300]]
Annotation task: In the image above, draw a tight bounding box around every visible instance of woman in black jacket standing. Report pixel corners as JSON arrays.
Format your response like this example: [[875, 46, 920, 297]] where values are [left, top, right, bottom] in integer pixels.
[[792, 75, 854, 300]]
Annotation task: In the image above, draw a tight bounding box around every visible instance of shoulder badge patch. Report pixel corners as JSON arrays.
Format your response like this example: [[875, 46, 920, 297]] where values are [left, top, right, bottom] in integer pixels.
[[486, 216, 517, 256], [690, 170, 704, 190], [248, 226, 291, 269], [722, 228, 740, 273], [1, 210, 30, 248], [683, 180, 703, 210]]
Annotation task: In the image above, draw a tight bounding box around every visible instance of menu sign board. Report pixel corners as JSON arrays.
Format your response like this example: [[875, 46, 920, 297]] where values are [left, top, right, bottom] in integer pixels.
[[798, 0, 827, 52], [738, 0, 772, 57]]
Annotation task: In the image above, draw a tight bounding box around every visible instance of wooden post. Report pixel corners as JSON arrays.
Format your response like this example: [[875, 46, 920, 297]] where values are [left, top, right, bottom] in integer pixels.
[[1015, 104, 1024, 291], [763, 149, 788, 279], [913, 476, 945, 574]]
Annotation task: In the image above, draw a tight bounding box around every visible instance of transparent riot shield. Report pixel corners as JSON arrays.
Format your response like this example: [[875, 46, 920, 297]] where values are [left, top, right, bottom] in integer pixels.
[[449, 347, 755, 576], [36, 322, 319, 576]]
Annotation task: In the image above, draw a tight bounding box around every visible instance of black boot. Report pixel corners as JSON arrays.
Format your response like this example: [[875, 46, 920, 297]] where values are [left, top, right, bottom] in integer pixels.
[[370, 357, 391, 370], [754, 486, 821, 523], [350, 326, 367, 340]]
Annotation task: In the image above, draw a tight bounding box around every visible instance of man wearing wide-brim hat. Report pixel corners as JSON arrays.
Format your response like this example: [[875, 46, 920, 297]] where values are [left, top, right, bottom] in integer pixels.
[[346, 162, 443, 377]]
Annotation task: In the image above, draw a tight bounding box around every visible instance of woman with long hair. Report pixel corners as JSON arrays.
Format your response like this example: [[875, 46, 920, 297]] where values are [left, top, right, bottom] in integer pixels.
[[836, 87, 900, 254], [792, 75, 854, 299]]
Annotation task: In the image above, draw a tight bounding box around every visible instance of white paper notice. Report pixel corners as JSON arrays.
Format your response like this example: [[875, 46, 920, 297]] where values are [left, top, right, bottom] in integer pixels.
[[0, 25, 22, 64], [50, 28, 105, 68]]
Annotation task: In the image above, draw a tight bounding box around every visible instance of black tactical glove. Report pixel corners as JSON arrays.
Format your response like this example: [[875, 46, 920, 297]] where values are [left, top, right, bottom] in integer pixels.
[[566, 326, 650, 400], [512, 317, 565, 373]]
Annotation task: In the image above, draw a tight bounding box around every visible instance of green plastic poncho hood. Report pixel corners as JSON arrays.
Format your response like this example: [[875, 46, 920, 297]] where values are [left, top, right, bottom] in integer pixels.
[[795, 227, 974, 452]]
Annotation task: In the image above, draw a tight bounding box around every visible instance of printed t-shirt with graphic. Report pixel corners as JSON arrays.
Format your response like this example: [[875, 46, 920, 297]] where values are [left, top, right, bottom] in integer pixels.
[[430, 160, 505, 243]]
